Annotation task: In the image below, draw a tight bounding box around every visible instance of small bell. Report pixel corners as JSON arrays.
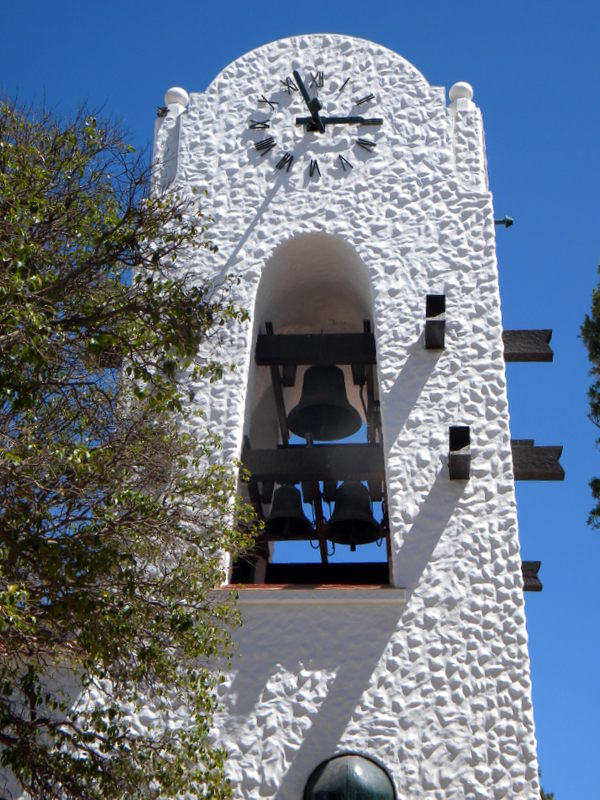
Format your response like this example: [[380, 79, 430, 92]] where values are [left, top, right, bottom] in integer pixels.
[[264, 485, 313, 540], [287, 365, 361, 441], [326, 482, 381, 549]]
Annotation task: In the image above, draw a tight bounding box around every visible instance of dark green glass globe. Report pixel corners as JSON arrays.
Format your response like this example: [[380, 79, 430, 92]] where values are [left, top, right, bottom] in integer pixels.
[[304, 754, 395, 800]]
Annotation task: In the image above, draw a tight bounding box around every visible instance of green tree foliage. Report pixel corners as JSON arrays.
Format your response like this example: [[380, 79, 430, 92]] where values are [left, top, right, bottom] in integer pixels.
[[582, 268, 600, 526], [0, 102, 253, 799]]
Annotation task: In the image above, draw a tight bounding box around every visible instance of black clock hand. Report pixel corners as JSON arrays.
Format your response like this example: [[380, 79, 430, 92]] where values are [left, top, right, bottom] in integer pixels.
[[293, 70, 325, 133], [296, 115, 383, 127], [324, 115, 383, 125], [293, 70, 313, 109]]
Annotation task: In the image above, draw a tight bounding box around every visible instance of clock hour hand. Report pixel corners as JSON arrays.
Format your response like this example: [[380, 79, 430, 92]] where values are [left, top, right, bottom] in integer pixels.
[[296, 115, 383, 128], [293, 69, 325, 133]]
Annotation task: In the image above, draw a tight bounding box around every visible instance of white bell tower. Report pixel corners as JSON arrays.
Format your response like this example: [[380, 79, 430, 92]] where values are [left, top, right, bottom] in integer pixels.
[[154, 34, 562, 800]]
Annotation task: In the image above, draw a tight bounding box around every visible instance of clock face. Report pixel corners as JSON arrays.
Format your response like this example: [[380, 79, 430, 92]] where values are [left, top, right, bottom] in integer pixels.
[[247, 68, 383, 181]]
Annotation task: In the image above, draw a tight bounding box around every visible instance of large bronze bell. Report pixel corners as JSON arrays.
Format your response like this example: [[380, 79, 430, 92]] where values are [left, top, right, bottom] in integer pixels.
[[287, 365, 361, 441], [264, 485, 314, 540], [326, 482, 381, 549]]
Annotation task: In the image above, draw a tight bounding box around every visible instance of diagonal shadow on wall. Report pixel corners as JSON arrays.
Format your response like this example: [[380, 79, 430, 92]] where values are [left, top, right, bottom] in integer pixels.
[[269, 602, 404, 800], [224, 176, 286, 271], [392, 466, 467, 590], [221, 601, 402, 798], [379, 338, 443, 448], [271, 469, 466, 798], [227, 601, 401, 720]]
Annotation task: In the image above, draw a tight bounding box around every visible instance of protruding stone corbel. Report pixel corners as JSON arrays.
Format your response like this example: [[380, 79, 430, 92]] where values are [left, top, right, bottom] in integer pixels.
[[511, 440, 565, 481], [448, 425, 470, 480], [425, 294, 446, 349], [522, 561, 543, 592], [503, 330, 553, 362]]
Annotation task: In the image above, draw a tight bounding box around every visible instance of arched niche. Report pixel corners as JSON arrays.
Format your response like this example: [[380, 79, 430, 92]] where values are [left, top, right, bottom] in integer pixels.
[[246, 232, 375, 450], [236, 233, 389, 586], [254, 232, 373, 333]]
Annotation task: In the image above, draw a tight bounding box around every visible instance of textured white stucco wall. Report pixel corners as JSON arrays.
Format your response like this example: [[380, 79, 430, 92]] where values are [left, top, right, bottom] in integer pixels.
[[151, 33, 540, 800], [0, 34, 540, 800]]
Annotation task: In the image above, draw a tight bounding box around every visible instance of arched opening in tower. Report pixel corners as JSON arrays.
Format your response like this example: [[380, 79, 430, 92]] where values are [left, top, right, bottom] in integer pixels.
[[233, 233, 390, 585]]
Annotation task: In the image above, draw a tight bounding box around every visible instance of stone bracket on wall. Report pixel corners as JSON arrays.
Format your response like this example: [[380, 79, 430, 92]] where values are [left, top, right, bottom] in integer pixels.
[[503, 330, 553, 362], [425, 294, 446, 349], [448, 425, 471, 480], [521, 561, 543, 592], [511, 439, 565, 480]]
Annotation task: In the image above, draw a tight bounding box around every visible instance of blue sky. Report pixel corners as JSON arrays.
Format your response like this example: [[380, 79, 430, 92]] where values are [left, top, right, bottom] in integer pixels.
[[2, 2, 599, 797]]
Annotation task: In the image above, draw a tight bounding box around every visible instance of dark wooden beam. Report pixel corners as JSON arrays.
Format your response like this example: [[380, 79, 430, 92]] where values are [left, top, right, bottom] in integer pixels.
[[253, 528, 315, 543], [259, 480, 274, 504], [511, 439, 564, 480], [309, 480, 329, 563], [503, 330, 553, 362], [242, 443, 384, 483], [363, 320, 378, 444], [255, 332, 376, 366], [238, 561, 539, 589], [265, 323, 289, 444], [522, 561, 543, 592], [304, 435, 329, 564], [246, 440, 564, 483], [242, 437, 264, 520], [265, 561, 389, 585]]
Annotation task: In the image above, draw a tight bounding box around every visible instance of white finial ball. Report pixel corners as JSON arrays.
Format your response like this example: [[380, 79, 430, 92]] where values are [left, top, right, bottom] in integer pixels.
[[164, 87, 189, 107], [449, 82, 474, 103]]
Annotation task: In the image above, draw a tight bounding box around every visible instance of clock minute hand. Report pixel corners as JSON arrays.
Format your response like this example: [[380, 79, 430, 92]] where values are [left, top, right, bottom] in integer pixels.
[[323, 115, 383, 126], [295, 115, 383, 128], [293, 70, 325, 133]]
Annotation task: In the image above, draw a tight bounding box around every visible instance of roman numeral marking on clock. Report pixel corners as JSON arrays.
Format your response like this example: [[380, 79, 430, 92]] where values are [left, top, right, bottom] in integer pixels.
[[355, 93, 375, 106], [276, 152, 294, 172], [356, 138, 376, 151], [258, 95, 278, 111], [309, 71, 324, 88], [254, 136, 276, 155], [338, 154, 353, 171], [280, 76, 298, 94], [309, 159, 321, 178], [249, 119, 270, 130], [338, 77, 350, 94]]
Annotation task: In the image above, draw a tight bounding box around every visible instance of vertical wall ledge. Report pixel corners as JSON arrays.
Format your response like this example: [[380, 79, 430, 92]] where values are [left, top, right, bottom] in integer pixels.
[[151, 87, 189, 192], [448, 81, 488, 192]]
